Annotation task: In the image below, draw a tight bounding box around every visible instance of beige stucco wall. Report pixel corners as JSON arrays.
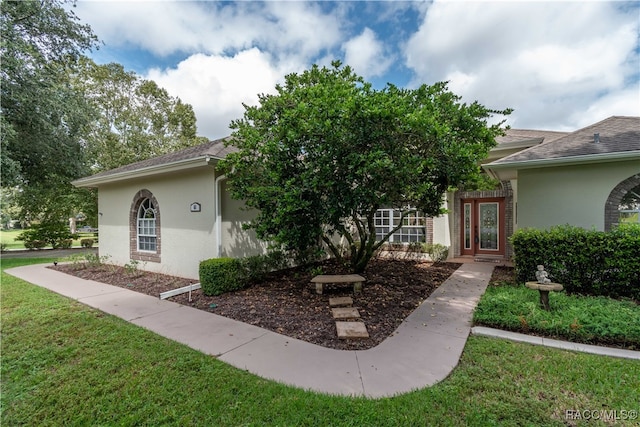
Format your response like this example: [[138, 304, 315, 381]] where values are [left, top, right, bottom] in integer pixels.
[[219, 180, 268, 258], [517, 160, 640, 231], [96, 167, 267, 280], [97, 167, 218, 279], [433, 193, 453, 248]]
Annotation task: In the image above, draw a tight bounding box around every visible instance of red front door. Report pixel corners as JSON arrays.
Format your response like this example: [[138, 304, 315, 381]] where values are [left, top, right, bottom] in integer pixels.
[[461, 198, 505, 257]]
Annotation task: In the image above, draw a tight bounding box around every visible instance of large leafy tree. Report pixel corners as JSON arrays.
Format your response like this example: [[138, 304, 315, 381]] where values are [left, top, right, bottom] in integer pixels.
[[1, 0, 98, 187], [1, 0, 98, 224], [2, 1, 205, 225], [74, 59, 207, 173], [221, 62, 511, 272]]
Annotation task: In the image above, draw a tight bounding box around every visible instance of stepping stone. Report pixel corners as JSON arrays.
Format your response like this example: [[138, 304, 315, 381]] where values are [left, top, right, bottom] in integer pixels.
[[329, 296, 353, 307], [331, 307, 361, 320], [336, 321, 369, 339]]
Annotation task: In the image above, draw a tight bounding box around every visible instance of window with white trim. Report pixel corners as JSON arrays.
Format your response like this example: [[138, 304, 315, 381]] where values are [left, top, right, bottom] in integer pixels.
[[374, 209, 426, 243], [137, 198, 157, 252]]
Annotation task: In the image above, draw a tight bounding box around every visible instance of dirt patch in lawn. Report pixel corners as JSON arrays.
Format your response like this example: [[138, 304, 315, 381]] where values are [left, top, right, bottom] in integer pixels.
[[50, 259, 461, 350]]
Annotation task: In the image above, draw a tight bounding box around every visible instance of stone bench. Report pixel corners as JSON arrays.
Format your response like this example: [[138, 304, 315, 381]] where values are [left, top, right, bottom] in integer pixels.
[[525, 282, 564, 311], [310, 274, 365, 295]]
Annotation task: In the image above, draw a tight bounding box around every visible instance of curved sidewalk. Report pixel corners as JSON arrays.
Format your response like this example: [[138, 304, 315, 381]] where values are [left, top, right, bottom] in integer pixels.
[[7, 262, 494, 398]]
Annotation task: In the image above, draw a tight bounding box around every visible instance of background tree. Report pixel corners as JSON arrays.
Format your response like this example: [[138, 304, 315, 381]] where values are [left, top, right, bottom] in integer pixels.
[[2, 1, 205, 229], [74, 59, 207, 173], [1, 0, 98, 227], [221, 62, 511, 272], [1, 0, 98, 187]]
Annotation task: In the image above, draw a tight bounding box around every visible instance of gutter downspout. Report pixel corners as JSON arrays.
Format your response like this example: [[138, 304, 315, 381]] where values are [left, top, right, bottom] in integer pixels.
[[215, 174, 227, 258]]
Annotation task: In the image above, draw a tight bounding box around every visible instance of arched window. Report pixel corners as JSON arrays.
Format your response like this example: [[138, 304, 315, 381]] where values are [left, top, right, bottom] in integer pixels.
[[130, 189, 161, 262], [137, 198, 157, 251], [604, 174, 640, 231]]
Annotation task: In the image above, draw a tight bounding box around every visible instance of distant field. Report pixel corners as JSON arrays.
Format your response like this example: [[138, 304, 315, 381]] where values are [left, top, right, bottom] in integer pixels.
[[1, 229, 98, 250], [0, 230, 26, 250]]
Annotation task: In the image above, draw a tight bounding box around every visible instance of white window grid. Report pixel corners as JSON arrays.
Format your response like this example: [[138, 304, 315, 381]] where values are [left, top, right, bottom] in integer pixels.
[[374, 209, 426, 243], [137, 199, 157, 252]]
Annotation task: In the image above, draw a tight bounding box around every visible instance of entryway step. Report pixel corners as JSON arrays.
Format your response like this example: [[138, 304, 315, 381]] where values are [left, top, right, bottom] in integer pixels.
[[331, 307, 360, 320], [329, 296, 353, 307], [336, 321, 369, 339]]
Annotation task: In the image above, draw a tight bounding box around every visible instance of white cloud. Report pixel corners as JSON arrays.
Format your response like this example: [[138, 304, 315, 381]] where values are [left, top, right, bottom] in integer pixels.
[[74, 1, 219, 55], [405, 1, 640, 130], [70, 0, 638, 135], [146, 48, 283, 139], [342, 28, 392, 78], [72, 1, 348, 139], [262, 1, 344, 60], [74, 1, 343, 60], [572, 88, 640, 130]]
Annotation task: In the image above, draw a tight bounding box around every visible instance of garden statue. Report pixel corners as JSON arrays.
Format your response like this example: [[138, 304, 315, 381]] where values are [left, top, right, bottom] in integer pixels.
[[535, 265, 551, 284]]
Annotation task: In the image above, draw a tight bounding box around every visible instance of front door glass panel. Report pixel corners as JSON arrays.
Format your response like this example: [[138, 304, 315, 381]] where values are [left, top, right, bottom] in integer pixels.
[[479, 202, 499, 251], [464, 203, 472, 250]]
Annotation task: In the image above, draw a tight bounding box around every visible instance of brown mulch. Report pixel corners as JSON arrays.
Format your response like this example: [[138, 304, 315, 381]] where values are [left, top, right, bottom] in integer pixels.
[[50, 259, 461, 350]]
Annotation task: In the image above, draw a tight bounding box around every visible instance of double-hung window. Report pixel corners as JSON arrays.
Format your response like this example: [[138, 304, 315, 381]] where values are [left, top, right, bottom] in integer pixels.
[[137, 198, 157, 252]]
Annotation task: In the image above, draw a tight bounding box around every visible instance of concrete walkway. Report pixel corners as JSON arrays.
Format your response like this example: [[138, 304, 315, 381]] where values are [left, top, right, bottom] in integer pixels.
[[6, 262, 494, 398], [472, 326, 640, 360], [7, 262, 638, 397]]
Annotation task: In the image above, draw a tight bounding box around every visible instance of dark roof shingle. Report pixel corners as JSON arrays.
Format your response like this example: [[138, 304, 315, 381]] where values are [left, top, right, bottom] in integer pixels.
[[82, 137, 236, 180], [491, 116, 640, 165]]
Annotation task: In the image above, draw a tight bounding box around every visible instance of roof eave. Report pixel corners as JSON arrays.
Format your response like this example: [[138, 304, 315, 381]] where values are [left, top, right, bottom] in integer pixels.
[[73, 156, 219, 188], [485, 150, 640, 171], [491, 137, 544, 152], [483, 150, 640, 181]]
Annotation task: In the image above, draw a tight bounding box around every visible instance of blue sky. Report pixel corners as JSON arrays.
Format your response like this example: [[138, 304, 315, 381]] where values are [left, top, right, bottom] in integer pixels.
[[72, 0, 640, 140]]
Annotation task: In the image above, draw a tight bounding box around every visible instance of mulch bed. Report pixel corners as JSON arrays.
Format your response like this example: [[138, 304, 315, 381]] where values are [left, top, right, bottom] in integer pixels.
[[50, 259, 461, 350]]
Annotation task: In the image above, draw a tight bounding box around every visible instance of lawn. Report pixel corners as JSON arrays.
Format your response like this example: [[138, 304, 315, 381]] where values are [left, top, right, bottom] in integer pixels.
[[0, 229, 28, 250], [0, 229, 98, 250], [474, 268, 640, 350], [2, 258, 639, 426]]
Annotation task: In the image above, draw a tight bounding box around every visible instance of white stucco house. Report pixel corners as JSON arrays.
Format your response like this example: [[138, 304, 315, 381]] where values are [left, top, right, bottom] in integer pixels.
[[73, 116, 640, 279], [484, 116, 639, 233], [73, 139, 266, 279], [430, 115, 639, 261]]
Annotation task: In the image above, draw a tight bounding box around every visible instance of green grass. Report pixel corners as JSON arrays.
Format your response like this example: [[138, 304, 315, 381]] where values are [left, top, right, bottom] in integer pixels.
[[0, 229, 27, 250], [0, 229, 98, 250], [2, 258, 639, 426], [474, 281, 640, 350]]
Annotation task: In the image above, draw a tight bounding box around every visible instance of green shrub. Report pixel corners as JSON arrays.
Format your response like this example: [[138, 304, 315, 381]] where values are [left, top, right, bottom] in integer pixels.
[[511, 224, 640, 300], [56, 239, 72, 249], [241, 250, 290, 283], [16, 222, 74, 249], [199, 258, 246, 296], [124, 259, 144, 276], [423, 243, 449, 262], [23, 239, 46, 250], [241, 255, 269, 283], [80, 238, 94, 248]]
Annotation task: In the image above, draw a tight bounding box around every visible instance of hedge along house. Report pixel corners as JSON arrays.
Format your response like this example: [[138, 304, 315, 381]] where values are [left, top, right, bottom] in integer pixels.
[[73, 138, 267, 280], [483, 116, 640, 236]]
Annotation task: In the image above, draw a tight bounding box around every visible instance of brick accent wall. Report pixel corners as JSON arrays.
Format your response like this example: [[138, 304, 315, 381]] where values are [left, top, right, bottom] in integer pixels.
[[425, 217, 434, 245], [129, 189, 161, 263], [604, 173, 640, 231], [453, 181, 514, 259]]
